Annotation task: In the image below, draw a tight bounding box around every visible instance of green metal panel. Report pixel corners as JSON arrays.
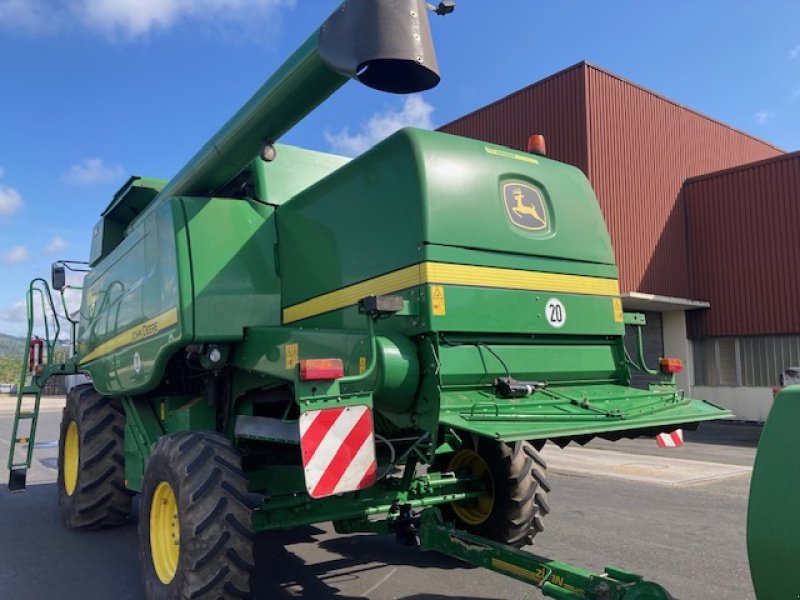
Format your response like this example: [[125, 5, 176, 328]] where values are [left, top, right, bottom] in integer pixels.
[[252, 144, 350, 205], [427, 286, 624, 336], [123, 397, 165, 492], [417, 131, 614, 265], [438, 385, 730, 442], [183, 197, 282, 338], [278, 131, 425, 308], [278, 128, 616, 311], [747, 385, 800, 598], [159, 396, 217, 434], [438, 343, 622, 386]]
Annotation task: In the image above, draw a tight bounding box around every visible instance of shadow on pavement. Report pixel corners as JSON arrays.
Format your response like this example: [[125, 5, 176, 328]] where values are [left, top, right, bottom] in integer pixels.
[[252, 529, 482, 599], [687, 421, 762, 448], [3, 483, 502, 599]]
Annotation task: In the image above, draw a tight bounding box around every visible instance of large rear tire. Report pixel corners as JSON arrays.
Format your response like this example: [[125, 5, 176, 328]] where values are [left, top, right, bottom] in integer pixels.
[[57, 384, 132, 530], [139, 431, 255, 600], [442, 438, 550, 547]]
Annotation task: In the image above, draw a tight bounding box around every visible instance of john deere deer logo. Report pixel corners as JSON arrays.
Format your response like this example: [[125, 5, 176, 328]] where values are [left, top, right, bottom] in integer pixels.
[[503, 183, 549, 231]]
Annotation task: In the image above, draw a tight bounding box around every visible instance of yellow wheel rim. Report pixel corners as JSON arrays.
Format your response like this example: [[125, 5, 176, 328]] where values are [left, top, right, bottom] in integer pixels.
[[64, 421, 79, 496], [150, 481, 180, 585], [448, 449, 495, 526]]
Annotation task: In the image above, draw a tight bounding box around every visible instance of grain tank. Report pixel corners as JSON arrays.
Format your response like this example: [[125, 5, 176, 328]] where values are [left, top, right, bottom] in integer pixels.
[[10, 2, 731, 598]]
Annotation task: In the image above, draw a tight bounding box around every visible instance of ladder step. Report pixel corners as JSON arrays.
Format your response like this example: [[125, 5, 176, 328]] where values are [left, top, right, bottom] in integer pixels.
[[8, 468, 27, 492], [21, 387, 40, 395], [16, 412, 36, 419]]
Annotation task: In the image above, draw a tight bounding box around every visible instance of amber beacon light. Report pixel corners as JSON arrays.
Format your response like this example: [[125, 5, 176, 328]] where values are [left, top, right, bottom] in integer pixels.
[[527, 134, 547, 156]]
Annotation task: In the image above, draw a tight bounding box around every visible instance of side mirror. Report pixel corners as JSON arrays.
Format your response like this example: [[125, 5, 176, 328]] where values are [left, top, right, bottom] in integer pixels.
[[51, 262, 66, 291]]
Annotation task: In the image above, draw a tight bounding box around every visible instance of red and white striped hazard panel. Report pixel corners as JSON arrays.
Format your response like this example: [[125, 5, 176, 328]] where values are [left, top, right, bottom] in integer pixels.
[[299, 405, 377, 499], [656, 429, 684, 448]]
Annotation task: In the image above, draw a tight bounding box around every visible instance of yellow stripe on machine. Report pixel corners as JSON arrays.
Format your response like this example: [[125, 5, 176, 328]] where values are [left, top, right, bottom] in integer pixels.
[[80, 307, 179, 364], [282, 262, 620, 324], [490, 558, 546, 584]]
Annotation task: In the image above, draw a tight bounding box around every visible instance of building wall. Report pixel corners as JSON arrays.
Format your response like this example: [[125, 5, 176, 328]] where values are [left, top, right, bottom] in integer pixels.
[[694, 385, 773, 422], [440, 65, 589, 182], [583, 65, 783, 296], [686, 152, 800, 338]]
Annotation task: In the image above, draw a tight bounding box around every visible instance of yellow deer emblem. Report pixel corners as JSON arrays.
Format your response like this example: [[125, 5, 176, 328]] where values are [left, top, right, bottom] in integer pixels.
[[503, 183, 548, 231], [511, 187, 546, 226]]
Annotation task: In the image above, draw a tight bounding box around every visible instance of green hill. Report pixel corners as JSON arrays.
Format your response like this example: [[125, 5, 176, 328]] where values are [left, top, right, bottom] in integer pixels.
[[0, 333, 25, 359], [0, 357, 21, 384], [0, 334, 25, 384]]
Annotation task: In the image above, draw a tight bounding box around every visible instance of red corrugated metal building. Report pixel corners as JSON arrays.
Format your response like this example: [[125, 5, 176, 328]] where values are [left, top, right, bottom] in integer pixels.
[[686, 152, 800, 339], [440, 62, 798, 420]]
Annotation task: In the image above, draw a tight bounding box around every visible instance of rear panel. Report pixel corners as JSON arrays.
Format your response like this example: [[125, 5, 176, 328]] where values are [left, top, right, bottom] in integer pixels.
[[278, 127, 621, 339]]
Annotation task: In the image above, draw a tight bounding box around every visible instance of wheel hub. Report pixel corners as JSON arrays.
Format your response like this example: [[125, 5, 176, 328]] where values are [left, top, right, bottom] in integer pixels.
[[448, 448, 495, 525], [151, 481, 180, 584], [63, 421, 79, 496]]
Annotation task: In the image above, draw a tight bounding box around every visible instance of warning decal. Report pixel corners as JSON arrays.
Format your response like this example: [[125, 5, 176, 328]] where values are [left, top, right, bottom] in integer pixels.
[[285, 343, 299, 370], [656, 429, 684, 448], [613, 298, 624, 323], [432, 286, 446, 316], [299, 405, 377, 499]]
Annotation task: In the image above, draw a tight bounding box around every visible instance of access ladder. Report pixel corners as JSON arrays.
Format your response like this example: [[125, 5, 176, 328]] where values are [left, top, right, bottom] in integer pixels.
[[7, 278, 78, 491]]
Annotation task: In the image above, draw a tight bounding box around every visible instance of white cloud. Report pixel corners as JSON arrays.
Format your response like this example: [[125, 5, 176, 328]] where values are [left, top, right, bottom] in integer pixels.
[[754, 110, 775, 125], [76, 0, 295, 39], [0, 185, 23, 215], [789, 45, 800, 59], [0, 0, 294, 38], [0, 167, 23, 216], [0, 298, 27, 324], [325, 95, 435, 157], [3, 245, 30, 265], [64, 158, 125, 186], [0, 0, 60, 33], [44, 236, 68, 255]]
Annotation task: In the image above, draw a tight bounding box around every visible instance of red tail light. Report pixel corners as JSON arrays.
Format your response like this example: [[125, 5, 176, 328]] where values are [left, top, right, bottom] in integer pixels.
[[659, 358, 684, 375], [300, 359, 344, 381]]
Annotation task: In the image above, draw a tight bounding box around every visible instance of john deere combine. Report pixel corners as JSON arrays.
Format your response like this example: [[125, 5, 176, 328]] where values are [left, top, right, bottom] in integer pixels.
[[8, 1, 731, 598]]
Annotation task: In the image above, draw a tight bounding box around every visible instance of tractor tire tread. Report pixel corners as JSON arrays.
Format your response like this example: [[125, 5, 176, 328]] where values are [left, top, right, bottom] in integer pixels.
[[140, 431, 254, 599], [442, 438, 550, 548], [58, 385, 133, 531]]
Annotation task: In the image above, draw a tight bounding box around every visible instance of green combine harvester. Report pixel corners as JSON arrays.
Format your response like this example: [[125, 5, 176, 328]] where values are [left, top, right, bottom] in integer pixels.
[[8, 1, 745, 598]]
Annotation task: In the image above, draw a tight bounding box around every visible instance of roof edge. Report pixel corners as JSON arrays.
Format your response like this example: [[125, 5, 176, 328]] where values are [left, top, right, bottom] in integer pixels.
[[438, 61, 589, 131], [581, 62, 784, 153], [439, 59, 784, 156], [683, 149, 800, 186], [622, 292, 710, 312]]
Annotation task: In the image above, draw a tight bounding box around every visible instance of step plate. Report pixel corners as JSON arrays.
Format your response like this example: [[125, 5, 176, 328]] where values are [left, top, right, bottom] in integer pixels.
[[8, 468, 27, 492]]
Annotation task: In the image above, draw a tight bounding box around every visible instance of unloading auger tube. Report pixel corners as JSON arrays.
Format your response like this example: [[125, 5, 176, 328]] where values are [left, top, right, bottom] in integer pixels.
[[157, 0, 441, 201]]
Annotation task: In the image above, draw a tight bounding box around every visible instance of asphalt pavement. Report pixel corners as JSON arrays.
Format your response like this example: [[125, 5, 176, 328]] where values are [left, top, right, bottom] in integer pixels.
[[0, 397, 759, 599]]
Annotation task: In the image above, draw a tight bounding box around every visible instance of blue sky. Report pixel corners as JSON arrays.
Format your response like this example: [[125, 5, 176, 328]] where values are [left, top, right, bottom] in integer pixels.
[[1, 0, 798, 336]]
